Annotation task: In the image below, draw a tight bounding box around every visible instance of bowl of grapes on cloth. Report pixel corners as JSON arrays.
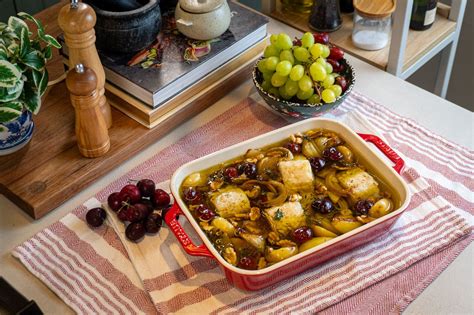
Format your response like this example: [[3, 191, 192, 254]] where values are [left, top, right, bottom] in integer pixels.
[[253, 32, 355, 120]]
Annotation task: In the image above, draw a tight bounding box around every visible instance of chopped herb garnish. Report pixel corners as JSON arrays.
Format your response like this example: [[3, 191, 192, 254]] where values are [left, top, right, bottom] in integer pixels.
[[274, 209, 283, 221]]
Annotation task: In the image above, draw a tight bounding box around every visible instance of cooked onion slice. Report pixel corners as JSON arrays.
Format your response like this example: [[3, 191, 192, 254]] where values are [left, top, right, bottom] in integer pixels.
[[265, 147, 294, 160], [241, 180, 288, 207], [298, 237, 334, 253], [369, 198, 394, 218], [265, 246, 298, 263]]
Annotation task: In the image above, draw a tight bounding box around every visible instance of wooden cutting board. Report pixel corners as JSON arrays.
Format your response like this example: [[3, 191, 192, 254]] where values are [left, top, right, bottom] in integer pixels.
[[0, 1, 258, 219]]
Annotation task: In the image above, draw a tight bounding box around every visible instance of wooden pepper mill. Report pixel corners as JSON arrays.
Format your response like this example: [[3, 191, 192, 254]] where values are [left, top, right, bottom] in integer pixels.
[[66, 64, 110, 158], [58, 0, 112, 128]]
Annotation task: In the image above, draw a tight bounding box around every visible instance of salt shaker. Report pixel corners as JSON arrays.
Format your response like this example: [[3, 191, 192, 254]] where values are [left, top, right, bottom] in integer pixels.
[[66, 64, 110, 158], [58, 0, 112, 128]]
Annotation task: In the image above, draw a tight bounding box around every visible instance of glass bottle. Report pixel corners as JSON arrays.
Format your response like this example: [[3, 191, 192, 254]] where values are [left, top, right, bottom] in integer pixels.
[[281, 0, 314, 14], [340, 0, 354, 13], [308, 0, 342, 32], [410, 0, 438, 30]]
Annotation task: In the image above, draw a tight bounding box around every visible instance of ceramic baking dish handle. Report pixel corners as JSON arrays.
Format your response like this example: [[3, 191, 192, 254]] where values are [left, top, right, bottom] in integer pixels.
[[358, 133, 405, 174], [164, 202, 214, 258]]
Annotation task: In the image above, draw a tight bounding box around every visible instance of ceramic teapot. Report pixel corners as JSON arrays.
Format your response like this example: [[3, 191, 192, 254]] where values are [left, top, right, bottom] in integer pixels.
[[175, 0, 231, 40]]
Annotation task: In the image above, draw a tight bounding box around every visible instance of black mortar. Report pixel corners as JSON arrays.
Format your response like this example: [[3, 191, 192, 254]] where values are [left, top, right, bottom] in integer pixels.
[[85, 0, 162, 53]]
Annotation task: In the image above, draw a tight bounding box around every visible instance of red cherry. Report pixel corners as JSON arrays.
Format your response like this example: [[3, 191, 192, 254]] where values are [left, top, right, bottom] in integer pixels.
[[137, 179, 156, 197], [329, 46, 344, 61], [292, 38, 302, 46], [149, 212, 163, 226], [196, 204, 209, 215], [196, 205, 215, 221], [285, 142, 302, 154], [309, 157, 327, 172], [145, 213, 162, 234], [153, 189, 171, 207], [237, 256, 258, 270], [291, 226, 313, 244], [126, 204, 148, 222], [119, 184, 141, 204], [312, 197, 335, 214], [323, 147, 344, 161], [313, 32, 329, 44], [183, 187, 202, 205], [335, 76, 348, 92], [327, 59, 343, 73], [200, 210, 216, 221], [244, 163, 257, 178], [184, 187, 197, 200], [141, 198, 155, 212], [137, 203, 152, 218], [224, 166, 239, 181], [86, 207, 106, 227], [117, 208, 129, 222], [107, 192, 122, 212], [125, 222, 146, 242], [354, 200, 374, 216]]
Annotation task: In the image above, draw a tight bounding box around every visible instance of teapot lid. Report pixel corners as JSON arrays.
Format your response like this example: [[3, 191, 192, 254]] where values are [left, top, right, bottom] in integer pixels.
[[179, 0, 224, 13]]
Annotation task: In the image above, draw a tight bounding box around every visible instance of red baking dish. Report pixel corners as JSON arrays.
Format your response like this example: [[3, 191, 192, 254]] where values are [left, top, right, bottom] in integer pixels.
[[166, 118, 410, 291]]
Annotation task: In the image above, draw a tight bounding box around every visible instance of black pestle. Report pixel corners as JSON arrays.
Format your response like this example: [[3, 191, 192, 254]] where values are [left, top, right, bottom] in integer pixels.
[[84, 0, 143, 12]]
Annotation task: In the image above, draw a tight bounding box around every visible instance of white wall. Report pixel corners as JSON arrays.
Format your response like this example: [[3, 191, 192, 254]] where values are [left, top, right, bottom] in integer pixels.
[[407, 0, 473, 111]]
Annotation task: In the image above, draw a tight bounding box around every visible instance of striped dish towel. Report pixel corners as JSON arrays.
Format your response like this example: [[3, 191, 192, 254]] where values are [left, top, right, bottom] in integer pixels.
[[12, 92, 473, 314]]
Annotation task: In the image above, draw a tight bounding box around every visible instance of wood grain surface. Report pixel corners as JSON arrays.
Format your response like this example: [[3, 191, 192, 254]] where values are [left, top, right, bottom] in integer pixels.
[[353, 0, 396, 18], [0, 0, 257, 218]]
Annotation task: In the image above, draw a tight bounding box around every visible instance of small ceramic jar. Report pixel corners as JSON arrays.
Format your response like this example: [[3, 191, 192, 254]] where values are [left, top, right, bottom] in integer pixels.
[[175, 0, 231, 40]]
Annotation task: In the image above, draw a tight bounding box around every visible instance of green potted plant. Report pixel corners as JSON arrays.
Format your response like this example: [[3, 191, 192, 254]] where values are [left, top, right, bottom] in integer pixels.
[[0, 12, 61, 155]]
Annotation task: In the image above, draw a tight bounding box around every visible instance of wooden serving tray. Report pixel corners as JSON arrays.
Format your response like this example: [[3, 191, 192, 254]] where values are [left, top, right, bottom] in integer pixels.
[[0, 63, 254, 219], [0, 1, 258, 219]]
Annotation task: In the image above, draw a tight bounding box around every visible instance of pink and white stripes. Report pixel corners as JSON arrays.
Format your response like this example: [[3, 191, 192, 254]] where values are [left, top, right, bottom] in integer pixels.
[[12, 92, 473, 314]]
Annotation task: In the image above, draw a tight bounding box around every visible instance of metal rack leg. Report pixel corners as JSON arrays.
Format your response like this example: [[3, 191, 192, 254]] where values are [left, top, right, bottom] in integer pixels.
[[435, 44, 456, 98], [434, 0, 467, 98], [387, 0, 413, 76]]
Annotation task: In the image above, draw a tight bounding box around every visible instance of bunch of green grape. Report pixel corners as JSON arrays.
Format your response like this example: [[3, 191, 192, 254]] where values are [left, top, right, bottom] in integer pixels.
[[257, 32, 347, 104]]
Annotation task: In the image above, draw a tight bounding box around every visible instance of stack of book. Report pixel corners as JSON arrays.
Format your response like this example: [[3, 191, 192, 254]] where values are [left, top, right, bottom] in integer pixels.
[[60, 2, 268, 128]]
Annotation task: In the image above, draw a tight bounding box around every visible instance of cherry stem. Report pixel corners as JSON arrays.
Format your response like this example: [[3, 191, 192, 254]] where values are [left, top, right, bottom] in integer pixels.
[[121, 201, 131, 208], [117, 204, 127, 213]]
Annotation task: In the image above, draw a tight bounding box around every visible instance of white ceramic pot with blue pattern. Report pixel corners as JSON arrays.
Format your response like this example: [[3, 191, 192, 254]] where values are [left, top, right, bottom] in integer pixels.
[[0, 110, 34, 156]]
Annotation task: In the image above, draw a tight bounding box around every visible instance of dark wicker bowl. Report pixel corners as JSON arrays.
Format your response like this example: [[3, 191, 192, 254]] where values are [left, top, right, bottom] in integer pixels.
[[252, 58, 355, 120]]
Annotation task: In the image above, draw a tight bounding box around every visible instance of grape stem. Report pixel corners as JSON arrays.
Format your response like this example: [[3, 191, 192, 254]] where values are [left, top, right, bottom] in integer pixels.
[[314, 84, 322, 97]]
